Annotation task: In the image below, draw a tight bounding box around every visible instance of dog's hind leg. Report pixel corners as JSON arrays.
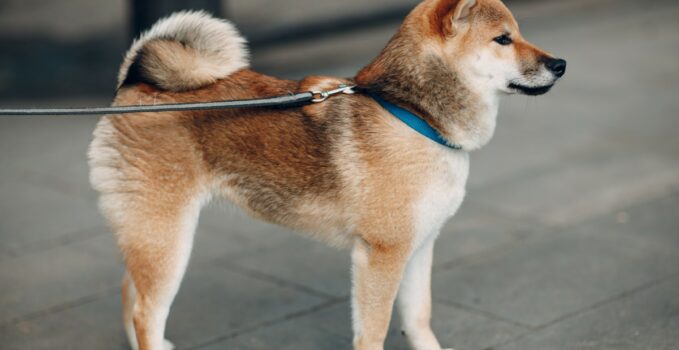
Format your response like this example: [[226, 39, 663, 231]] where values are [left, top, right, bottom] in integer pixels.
[[122, 271, 140, 349], [122, 271, 179, 350], [115, 193, 203, 350], [89, 115, 208, 350]]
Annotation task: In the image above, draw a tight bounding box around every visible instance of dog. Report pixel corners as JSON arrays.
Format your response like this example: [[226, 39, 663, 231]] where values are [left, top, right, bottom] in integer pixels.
[[88, 0, 565, 349]]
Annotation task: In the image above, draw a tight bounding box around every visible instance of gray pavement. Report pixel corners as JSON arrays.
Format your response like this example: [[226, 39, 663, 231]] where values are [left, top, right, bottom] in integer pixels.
[[1, 0, 679, 349]]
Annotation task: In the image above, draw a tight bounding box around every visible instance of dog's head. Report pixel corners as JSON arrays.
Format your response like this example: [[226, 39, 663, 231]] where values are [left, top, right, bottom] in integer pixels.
[[429, 0, 566, 96]]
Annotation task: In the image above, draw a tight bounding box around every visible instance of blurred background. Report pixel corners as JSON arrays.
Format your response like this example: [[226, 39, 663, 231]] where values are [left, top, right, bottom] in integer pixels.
[[1, 0, 678, 349]]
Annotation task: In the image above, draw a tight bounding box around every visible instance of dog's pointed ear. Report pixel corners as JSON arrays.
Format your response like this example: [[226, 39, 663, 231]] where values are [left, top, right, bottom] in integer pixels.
[[435, 0, 478, 37], [453, 0, 477, 21]]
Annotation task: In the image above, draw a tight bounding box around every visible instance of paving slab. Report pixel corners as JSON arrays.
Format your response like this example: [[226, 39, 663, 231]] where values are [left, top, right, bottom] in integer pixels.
[[433, 193, 679, 328], [0, 294, 128, 350], [472, 152, 679, 227], [224, 234, 351, 298], [499, 275, 679, 350], [580, 193, 679, 251], [0, 179, 104, 256], [0, 256, 328, 350], [0, 105, 103, 200], [435, 199, 535, 269], [165, 258, 328, 349], [196, 204, 299, 261], [0, 233, 122, 325], [200, 302, 351, 350], [203, 300, 527, 350]]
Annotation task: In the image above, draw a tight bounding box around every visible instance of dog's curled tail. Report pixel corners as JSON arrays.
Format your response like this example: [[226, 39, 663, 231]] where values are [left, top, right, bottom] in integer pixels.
[[117, 11, 249, 92]]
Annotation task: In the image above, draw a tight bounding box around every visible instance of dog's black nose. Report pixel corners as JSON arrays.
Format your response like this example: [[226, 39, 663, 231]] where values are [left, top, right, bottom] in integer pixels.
[[546, 58, 567, 77]]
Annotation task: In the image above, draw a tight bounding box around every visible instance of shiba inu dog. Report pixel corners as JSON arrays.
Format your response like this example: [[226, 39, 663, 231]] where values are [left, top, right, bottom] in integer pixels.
[[88, 0, 565, 349]]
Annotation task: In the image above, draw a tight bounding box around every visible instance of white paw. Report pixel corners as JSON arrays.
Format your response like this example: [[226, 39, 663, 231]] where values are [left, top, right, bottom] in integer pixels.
[[163, 339, 175, 350]]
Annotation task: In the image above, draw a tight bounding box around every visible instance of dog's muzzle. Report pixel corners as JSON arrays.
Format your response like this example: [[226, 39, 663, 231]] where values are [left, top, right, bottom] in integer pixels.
[[509, 57, 566, 96]]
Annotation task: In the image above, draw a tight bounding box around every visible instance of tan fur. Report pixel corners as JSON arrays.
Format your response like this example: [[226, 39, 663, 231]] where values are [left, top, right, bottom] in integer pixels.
[[89, 1, 564, 349]]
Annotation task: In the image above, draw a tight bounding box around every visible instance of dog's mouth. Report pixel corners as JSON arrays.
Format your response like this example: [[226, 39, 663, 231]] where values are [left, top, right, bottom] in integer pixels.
[[508, 83, 554, 96]]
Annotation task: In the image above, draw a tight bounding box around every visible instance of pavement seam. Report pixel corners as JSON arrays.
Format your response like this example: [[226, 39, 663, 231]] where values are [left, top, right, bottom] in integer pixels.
[[187, 298, 348, 350], [217, 260, 343, 300], [435, 187, 679, 273], [433, 198, 551, 273], [487, 270, 679, 350], [433, 190, 679, 348], [433, 233, 529, 273], [0, 285, 120, 328], [534, 270, 679, 331], [433, 299, 535, 331], [0, 225, 108, 261]]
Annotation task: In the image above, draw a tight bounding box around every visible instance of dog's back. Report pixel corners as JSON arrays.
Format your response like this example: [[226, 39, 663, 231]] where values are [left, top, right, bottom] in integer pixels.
[[89, 12, 369, 245]]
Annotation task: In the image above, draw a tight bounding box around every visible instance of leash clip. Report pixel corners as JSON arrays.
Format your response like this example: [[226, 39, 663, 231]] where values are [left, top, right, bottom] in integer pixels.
[[311, 84, 356, 103]]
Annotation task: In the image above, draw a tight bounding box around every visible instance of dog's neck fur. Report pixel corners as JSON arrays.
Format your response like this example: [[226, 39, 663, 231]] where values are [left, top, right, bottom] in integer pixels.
[[356, 27, 498, 151]]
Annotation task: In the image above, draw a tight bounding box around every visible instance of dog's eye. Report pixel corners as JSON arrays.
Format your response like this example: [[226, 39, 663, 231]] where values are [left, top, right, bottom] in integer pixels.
[[493, 34, 512, 46]]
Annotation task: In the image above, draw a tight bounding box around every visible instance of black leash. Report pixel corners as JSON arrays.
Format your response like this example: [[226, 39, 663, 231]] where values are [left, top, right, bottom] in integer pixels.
[[0, 85, 356, 116]]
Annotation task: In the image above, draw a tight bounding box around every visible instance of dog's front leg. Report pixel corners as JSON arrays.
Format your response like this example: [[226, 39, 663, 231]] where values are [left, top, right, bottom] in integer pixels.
[[351, 237, 410, 350], [397, 236, 449, 350]]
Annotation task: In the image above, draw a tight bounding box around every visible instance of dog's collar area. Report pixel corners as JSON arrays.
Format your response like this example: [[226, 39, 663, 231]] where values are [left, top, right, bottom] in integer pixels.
[[369, 93, 463, 151]]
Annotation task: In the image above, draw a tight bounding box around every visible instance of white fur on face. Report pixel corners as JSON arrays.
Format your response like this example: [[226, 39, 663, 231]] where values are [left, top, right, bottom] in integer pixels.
[[460, 47, 522, 94], [460, 46, 557, 95]]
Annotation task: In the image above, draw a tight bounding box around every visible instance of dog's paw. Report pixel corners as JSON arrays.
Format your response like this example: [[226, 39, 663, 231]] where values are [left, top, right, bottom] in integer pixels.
[[163, 339, 175, 350]]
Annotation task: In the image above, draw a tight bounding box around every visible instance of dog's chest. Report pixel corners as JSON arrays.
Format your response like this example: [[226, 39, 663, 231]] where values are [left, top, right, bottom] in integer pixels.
[[412, 150, 469, 245]]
